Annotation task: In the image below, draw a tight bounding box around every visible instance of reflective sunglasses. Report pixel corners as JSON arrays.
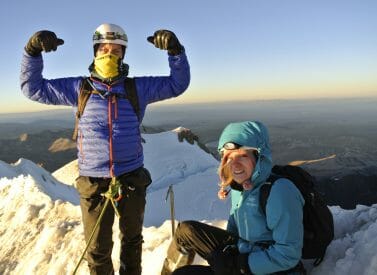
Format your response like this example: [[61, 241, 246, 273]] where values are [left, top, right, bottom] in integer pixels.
[[219, 142, 258, 158]]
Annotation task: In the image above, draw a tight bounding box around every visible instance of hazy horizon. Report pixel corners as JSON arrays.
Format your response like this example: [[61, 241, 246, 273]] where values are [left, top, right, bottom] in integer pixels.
[[1, 95, 376, 116], [1, 96, 376, 154], [2, 0, 377, 113]]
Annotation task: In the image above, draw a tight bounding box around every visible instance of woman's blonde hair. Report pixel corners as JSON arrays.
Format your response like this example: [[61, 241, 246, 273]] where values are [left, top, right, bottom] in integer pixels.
[[218, 157, 234, 189]]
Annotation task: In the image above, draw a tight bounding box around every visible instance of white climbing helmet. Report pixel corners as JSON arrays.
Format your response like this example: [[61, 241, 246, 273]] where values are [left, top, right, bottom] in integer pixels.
[[93, 23, 128, 47]]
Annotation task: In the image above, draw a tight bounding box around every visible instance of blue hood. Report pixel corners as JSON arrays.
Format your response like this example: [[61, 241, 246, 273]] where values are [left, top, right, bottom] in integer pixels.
[[218, 121, 272, 187]]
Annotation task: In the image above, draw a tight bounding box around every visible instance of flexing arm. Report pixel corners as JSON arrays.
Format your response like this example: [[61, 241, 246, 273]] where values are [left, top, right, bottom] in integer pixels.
[[20, 31, 82, 106], [135, 30, 190, 106]]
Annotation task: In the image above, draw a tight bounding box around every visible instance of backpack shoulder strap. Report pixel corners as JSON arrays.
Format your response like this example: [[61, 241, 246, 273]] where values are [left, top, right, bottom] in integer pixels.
[[124, 77, 141, 122], [72, 78, 92, 140], [259, 168, 285, 215]]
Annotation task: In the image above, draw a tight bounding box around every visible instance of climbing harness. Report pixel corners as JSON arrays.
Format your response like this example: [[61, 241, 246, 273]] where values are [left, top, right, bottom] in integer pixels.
[[72, 177, 123, 275]]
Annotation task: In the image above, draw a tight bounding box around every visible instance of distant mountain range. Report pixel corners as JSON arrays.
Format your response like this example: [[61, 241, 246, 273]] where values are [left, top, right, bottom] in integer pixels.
[[1, 120, 376, 210], [2, 98, 376, 213], [0, 128, 76, 172]]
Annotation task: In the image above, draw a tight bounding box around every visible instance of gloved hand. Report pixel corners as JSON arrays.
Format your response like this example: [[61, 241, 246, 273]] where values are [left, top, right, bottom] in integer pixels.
[[25, 30, 64, 57], [210, 246, 252, 275], [147, 30, 184, 56], [177, 129, 198, 144]]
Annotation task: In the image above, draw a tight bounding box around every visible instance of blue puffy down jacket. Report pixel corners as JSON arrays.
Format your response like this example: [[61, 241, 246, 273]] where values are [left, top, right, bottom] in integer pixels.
[[20, 51, 190, 177]]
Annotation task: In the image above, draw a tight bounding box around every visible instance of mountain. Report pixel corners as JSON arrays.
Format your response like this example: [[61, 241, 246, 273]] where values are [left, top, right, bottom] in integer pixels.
[[1, 130, 377, 274], [0, 129, 77, 172], [0, 125, 166, 173], [2, 108, 377, 210], [287, 156, 377, 209]]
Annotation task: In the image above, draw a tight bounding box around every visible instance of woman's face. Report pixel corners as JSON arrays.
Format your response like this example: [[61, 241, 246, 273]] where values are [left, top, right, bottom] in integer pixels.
[[222, 149, 256, 184]]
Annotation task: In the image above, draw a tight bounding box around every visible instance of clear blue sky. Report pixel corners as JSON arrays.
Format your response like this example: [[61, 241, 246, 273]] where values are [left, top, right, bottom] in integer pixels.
[[1, 0, 376, 113]]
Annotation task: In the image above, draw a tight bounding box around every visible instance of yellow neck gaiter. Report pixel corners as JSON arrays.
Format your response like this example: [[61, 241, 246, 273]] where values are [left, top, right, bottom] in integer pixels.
[[94, 53, 121, 79]]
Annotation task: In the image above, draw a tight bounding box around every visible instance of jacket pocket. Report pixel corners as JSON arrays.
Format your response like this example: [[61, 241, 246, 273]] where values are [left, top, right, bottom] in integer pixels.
[[120, 167, 152, 197], [140, 167, 152, 187], [75, 176, 110, 199]]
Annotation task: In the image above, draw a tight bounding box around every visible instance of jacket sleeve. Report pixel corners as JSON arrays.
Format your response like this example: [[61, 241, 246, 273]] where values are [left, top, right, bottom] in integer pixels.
[[20, 51, 82, 106], [134, 51, 190, 106], [248, 179, 305, 274]]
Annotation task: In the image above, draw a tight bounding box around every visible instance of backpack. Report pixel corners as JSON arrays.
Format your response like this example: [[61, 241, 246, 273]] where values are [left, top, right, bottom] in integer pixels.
[[72, 77, 140, 140], [259, 165, 334, 266]]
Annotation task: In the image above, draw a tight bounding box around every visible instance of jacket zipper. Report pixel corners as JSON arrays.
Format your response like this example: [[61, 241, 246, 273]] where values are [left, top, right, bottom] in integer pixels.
[[113, 96, 118, 119], [108, 94, 114, 177], [91, 79, 116, 177]]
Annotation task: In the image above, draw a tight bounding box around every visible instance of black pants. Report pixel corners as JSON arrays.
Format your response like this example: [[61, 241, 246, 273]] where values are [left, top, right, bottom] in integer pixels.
[[173, 265, 214, 275], [76, 167, 152, 275], [170, 221, 306, 275], [169, 220, 237, 275], [173, 220, 238, 261]]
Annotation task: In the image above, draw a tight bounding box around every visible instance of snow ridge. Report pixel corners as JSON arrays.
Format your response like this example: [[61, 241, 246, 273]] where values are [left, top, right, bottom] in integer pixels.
[[0, 131, 376, 274]]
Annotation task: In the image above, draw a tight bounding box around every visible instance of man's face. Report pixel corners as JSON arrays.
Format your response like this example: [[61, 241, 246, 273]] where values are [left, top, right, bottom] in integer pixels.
[[96, 43, 123, 58], [222, 149, 256, 184]]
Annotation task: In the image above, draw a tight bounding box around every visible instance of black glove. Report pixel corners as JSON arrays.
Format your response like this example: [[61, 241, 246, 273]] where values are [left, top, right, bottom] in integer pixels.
[[210, 246, 252, 275], [177, 129, 198, 144], [25, 30, 64, 57], [147, 30, 184, 56]]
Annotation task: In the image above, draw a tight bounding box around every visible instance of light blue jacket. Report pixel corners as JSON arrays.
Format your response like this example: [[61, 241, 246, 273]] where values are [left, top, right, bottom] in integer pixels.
[[20, 51, 190, 177], [218, 121, 305, 274]]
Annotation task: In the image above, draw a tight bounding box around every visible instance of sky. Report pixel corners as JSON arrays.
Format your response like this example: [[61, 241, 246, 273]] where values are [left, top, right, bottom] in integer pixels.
[[0, 130, 377, 274], [1, 0, 377, 113]]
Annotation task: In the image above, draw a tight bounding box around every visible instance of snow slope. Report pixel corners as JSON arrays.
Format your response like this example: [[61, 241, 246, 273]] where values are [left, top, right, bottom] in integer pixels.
[[0, 130, 376, 274]]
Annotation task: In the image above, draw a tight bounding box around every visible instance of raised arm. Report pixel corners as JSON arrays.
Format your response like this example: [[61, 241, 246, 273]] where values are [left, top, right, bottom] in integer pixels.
[[20, 30, 82, 106], [135, 30, 190, 106]]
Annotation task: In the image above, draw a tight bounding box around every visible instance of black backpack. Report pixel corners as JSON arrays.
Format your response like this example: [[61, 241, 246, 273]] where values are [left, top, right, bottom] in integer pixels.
[[259, 165, 334, 266], [72, 77, 140, 140]]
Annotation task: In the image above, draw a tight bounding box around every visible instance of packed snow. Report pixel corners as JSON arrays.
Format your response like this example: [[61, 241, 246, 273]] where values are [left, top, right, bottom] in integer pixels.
[[0, 130, 376, 274]]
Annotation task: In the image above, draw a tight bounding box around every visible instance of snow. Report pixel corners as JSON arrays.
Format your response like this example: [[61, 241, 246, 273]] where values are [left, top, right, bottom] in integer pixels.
[[0, 130, 377, 274]]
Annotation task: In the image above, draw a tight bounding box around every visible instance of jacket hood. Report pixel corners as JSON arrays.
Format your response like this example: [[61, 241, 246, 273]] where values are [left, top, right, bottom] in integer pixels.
[[218, 121, 272, 187]]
